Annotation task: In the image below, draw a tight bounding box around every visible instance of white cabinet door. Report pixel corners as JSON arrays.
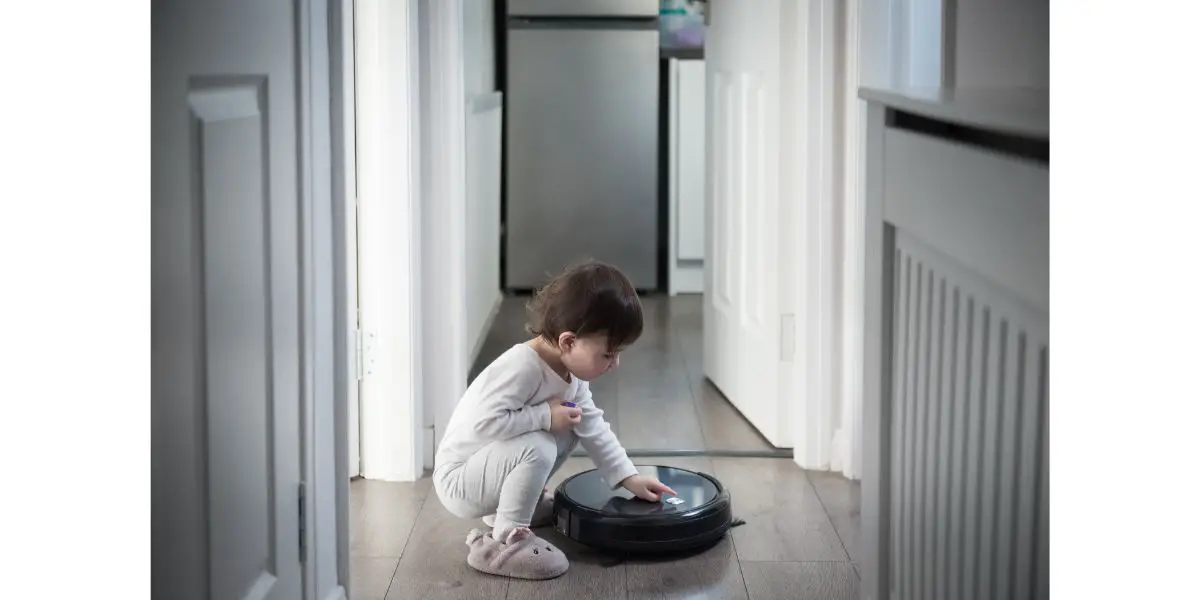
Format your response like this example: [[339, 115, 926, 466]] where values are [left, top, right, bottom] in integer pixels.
[[152, 1, 310, 598], [704, 0, 787, 446]]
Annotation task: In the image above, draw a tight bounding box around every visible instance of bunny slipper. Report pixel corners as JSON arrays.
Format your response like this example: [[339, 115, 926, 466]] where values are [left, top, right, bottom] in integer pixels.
[[465, 526, 570, 580]]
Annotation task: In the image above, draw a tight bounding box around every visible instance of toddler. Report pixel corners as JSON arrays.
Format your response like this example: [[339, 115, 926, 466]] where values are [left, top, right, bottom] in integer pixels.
[[432, 260, 675, 580]]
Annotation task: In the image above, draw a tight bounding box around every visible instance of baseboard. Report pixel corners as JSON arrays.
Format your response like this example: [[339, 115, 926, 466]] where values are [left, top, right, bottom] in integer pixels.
[[322, 586, 348, 600], [360, 464, 423, 482], [668, 262, 704, 296], [469, 292, 503, 366]]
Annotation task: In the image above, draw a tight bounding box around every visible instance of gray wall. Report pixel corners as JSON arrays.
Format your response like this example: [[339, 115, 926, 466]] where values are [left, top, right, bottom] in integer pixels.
[[951, 0, 1049, 87]]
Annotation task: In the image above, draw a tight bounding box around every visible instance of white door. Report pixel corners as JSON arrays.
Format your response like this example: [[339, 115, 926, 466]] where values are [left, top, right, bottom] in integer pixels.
[[152, 1, 307, 598], [704, 0, 787, 446]]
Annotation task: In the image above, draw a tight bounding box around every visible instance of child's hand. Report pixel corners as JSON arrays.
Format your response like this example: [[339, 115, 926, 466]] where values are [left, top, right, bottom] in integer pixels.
[[620, 475, 677, 502], [548, 397, 582, 433]]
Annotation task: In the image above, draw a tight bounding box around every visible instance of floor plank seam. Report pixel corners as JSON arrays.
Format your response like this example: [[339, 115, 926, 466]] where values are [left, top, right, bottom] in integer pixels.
[[729, 534, 754, 600], [623, 549, 630, 600], [671, 322, 714, 451], [735, 559, 857, 564], [382, 484, 435, 599], [803, 471, 855, 564]]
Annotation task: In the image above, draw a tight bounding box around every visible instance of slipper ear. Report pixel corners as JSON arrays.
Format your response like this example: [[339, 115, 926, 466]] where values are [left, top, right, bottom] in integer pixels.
[[506, 527, 533, 544], [466, 528, 486, 546]]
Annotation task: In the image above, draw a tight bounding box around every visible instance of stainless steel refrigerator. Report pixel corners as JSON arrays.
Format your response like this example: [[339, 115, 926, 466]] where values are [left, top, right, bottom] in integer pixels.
[[504, 0, 660, 290]]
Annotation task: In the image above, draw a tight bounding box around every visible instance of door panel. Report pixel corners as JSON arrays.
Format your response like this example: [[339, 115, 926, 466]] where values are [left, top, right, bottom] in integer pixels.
[[153, 1, 305, 599], [704, 0, 785, 447], [189, 80, 282, 600]]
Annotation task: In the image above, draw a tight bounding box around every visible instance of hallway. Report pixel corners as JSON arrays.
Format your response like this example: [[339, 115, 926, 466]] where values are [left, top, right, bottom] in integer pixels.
[[350, 294, 863, 599], [470, 294, 779, 454]]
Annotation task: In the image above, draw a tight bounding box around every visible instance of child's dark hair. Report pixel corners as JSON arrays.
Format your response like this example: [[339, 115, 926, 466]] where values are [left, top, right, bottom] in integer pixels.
[[526, 260, 644, 351]]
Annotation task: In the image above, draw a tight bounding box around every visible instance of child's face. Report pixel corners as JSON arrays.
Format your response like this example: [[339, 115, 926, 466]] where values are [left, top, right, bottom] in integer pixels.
[[560, 333, 624, 381]]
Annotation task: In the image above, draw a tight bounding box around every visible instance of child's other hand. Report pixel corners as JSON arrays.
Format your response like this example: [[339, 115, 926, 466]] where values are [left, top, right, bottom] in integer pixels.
[[620, 475, 677, 502], [548, 397, 582, 433]]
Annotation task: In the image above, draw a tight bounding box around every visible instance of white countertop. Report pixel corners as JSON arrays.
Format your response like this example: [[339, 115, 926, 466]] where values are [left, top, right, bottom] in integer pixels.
[[859, 86, 1049, 140]]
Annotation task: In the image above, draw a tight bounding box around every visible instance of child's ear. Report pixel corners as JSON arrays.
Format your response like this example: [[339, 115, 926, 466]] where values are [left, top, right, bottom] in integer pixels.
[[557, 331, 577, 352]]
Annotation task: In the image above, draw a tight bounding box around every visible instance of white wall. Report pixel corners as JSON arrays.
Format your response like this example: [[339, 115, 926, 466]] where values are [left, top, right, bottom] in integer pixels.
[[951, 0, 1049, 87], [418, 0, 471, 470], [357, 0, 499, 481], [667, 58, 706, 295], [463, 0, 496, 96], [463, 0, 502, 367], [466, 92, 504, 363]]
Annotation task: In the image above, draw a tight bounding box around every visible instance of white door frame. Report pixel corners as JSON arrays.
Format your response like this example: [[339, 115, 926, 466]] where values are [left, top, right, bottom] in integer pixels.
[[835, 0, 885, 484], [355, 0, 426, 482], [328, 0, 359, 597], [834, 0, 946, 484], [781, 0, 842, 474], [334, 0, 362, 481], [782, 0, 935, 481], [840, 0, 894, 485], [837, 0, 868, 483], [420, 0, 470, 472], [300, 0, 354, 598]]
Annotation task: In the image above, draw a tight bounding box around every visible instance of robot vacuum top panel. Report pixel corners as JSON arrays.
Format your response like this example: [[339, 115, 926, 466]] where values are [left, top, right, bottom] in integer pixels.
[[560, 465, 721, 518]]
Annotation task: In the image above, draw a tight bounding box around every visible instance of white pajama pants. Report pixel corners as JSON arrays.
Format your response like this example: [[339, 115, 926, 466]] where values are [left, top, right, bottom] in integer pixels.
[[433, 429, 579, 539]]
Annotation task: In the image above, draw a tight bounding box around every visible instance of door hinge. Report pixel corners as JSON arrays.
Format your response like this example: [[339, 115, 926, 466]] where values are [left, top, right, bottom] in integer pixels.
[[356, 329, 376, 380], [780, 313, 796, 362], [298, 482, 307, 562]]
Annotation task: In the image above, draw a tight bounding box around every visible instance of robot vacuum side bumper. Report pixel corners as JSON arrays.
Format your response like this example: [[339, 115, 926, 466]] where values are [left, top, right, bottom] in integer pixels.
[[552, 466, 735, 555]]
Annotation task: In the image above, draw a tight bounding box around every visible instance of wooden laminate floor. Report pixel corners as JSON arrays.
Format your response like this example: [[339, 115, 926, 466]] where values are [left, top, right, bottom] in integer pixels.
[[351, 295, 862, 599]]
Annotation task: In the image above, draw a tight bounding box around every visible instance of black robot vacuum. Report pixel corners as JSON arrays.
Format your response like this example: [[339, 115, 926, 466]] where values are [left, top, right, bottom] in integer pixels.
[[552, 465, 734, 555]]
